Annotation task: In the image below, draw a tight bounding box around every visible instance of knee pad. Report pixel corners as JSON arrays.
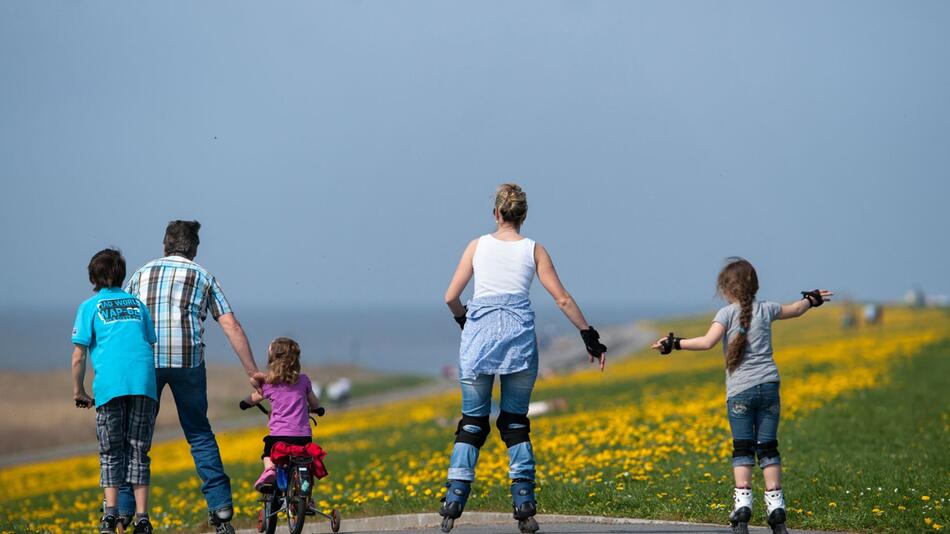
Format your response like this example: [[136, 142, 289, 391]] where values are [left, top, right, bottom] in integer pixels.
[[496, 411, 531, 448], [732, 439, 755, 459], [757, 440, 780, 461], [454, 414, 491, 448], [209, 506, 233, 524]]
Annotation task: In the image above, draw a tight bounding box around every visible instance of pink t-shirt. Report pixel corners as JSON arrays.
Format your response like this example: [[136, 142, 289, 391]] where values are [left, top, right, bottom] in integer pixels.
[[263, 373, 313, 437]]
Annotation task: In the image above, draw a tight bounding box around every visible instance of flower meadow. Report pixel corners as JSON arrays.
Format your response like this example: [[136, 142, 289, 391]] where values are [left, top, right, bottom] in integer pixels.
[[1, 306, 948, 533]]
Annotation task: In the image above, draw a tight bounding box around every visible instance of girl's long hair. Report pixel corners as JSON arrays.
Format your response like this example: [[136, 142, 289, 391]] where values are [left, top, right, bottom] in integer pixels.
[[717, 258, 759, 373], [266, 337, 301, 385]]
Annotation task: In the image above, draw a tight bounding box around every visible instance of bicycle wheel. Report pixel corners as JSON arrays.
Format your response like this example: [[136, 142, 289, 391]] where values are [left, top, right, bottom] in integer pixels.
[[260, 491, 278, 534], [286, 469, 307, 534]]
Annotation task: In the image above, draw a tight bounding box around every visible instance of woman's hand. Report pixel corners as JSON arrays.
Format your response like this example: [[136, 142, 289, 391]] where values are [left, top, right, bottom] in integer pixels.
[[650, 337, 667, 351], [74, 391, 94, 409]]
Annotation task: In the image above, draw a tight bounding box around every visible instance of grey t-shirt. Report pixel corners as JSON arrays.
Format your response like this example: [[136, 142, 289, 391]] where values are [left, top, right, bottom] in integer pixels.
[[714, 300, 783, 399]]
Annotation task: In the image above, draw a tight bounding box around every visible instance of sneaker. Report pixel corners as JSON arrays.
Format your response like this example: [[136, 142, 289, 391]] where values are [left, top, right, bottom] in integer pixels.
[[255, 467, 277, 492], [99, 515, 118, 534], [132, 517, 153, 534]]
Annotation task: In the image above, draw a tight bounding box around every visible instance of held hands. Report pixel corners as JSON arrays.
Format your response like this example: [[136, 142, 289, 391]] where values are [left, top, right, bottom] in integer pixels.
[[249, 370, 266, 394], [580, 327, 607, 371], [74, 391, 94, 409], [801, 289, 834, 308]]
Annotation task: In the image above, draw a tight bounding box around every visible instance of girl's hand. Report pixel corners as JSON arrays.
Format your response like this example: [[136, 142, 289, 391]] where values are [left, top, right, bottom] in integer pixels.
[[818, 289, 835, 302], [650, 337, 667, 351], [74, 391, 94, 409]]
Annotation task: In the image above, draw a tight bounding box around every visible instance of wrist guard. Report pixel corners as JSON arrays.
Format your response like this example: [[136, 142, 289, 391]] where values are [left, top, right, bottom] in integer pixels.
[[801, 289, 823, 308], [239, 400, 252, 411], [659, 332, 682, 355], [454, 306, 468, 330], [580, 327, 607, 358]]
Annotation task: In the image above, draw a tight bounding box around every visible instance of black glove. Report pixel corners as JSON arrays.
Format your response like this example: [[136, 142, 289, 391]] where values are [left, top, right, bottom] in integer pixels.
[[801, 289, 824, 308], [454, 306, 468, 330], [239, 400, 252, 411], [311, 406, 326, 417], [580, 327, 607, 358], [658, 332, 682, 355]]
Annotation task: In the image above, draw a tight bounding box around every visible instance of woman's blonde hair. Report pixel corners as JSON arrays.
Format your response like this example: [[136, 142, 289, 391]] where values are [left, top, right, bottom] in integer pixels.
[[495, 183, 528, 226], [266, 337, 301, 385]]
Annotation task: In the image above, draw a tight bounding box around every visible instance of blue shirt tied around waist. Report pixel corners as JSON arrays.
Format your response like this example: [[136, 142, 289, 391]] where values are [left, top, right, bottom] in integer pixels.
[[459, 294, 538, 379]]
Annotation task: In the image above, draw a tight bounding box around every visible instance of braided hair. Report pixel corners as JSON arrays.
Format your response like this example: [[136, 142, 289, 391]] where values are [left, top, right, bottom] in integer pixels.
[[717, 258, 759, 373]]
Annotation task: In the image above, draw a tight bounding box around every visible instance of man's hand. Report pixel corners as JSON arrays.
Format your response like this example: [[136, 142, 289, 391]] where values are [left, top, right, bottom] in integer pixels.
[[249, 370, 266, 394]]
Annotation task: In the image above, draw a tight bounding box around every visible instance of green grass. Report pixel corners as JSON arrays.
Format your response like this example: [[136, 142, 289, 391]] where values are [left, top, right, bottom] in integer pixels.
[[3, 317, 947, 533]]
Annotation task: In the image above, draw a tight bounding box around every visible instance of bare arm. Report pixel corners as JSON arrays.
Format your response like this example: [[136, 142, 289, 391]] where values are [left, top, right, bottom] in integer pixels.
[[651, 322, 726, 352], [535, 244, 590, 330], [71, 345, 93, 408], [778, 289, 834, 320], [218, 312, 266, 390], [307, 389, 321, 411], [243, 390, 265, 406], [444, 239, 478, 318]]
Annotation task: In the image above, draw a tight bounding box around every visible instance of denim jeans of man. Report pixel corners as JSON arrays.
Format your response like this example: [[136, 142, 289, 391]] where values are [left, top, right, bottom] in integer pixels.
[[726, 381, 781, 468], [118, 364, 232, 515], [448, 367, 537, 482]]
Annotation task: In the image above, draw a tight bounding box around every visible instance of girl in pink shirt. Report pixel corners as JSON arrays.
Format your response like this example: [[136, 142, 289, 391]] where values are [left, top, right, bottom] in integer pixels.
[[243, 337, 321, 491]]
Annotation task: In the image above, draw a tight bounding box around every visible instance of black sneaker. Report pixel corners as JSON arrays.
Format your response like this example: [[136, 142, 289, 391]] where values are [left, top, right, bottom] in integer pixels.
[[132, 517, 153, 534], [99, 515, 118, 534]]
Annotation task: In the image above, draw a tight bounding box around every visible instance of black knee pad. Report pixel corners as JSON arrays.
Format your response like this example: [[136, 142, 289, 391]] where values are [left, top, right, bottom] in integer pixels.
[[757, 440, 780, 461], [496, 411, 531, 448], [454, 414, 491, 448], [733, 439, 756, 458], [210, 506, 233, 524]]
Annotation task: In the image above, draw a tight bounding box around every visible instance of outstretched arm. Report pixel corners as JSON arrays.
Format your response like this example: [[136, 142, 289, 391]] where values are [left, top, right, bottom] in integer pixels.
[[777, 289, 834, 320], [651, 322, 726, 352], [444, 239, 478, 318]]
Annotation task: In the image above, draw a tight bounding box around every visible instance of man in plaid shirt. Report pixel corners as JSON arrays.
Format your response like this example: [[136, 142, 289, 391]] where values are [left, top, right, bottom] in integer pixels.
[[118, 220, 265, 534]]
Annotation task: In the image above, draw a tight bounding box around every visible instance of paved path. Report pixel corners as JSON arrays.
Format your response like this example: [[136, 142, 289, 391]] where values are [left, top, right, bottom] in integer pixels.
[[232, 513, 840, 534]]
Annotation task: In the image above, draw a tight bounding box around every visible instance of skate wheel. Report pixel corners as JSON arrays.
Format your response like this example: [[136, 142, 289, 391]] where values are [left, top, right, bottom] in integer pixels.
[[440, 516, 455, 533], [731, 522, 750, 534], [330, 509, 341, 533], [519, 517, 539, 533]]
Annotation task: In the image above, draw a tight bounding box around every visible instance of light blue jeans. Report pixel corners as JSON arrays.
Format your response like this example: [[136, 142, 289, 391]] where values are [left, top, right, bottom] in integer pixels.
[[448, 367, 537, 482]]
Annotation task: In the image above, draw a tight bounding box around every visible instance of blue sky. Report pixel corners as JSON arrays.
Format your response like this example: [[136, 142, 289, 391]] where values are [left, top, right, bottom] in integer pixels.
[[1, 1, 948, 312]]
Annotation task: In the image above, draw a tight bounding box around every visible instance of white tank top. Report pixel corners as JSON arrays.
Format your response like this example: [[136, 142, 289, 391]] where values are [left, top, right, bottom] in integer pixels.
[[472, 234, 537, 299]]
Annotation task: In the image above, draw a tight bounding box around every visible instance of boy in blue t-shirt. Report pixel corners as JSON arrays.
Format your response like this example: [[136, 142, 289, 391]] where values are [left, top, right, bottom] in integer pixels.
[[72, 248, 159, 534]]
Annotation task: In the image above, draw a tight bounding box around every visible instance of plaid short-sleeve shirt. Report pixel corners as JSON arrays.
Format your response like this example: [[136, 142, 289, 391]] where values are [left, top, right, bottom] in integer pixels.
[[125, 255, 232, 368]]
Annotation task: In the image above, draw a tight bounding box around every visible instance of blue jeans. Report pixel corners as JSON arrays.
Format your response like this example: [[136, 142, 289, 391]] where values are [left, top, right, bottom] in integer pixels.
[[448, 368, 537, 482], [118, 364, 232, 514], [727, 381, 781, 468]]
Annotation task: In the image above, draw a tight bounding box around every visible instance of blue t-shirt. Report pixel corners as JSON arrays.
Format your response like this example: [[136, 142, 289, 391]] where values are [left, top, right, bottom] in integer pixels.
[[72, 288, 158, 407]]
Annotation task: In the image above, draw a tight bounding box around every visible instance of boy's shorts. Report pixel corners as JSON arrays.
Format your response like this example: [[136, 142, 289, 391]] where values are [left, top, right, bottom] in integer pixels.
[[96, 395, 157, 487], [262, 435, 312, 459]]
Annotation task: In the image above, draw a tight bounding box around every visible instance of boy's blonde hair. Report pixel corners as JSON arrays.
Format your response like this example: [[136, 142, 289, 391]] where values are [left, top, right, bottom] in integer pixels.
[[266, 337, 301, 385]]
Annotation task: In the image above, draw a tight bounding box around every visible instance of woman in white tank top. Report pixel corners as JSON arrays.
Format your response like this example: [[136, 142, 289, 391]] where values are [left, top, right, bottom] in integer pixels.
[[437, 184, 607, 534]]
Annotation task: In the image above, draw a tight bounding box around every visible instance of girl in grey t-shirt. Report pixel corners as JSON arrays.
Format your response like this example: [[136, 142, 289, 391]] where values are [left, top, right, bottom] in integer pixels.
[[651, 257, 832, 534]]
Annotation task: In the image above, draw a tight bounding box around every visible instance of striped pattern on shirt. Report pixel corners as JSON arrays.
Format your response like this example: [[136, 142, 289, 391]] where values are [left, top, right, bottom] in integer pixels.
[[125, 256, 232, 368]]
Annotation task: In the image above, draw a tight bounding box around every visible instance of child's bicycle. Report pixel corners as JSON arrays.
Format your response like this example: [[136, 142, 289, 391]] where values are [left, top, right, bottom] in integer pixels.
[[239, 401, 341, 534]]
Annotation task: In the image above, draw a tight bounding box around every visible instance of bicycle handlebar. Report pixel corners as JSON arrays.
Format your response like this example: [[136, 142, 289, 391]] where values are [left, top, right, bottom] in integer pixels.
[[239, 401, 325, 419]]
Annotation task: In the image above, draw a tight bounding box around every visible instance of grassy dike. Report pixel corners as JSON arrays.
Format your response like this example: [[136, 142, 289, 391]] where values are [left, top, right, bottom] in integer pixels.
[[1, 308, 947, 533]]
